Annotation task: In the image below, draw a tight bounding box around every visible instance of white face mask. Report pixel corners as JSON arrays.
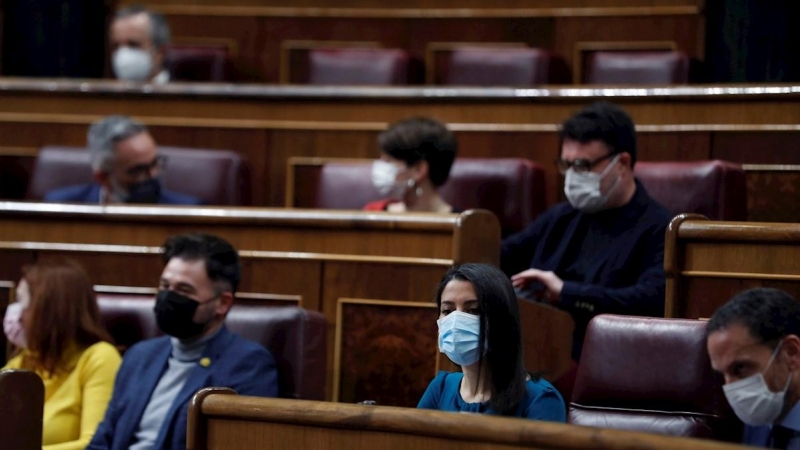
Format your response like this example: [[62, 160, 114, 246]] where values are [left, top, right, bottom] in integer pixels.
[[437, 311, 483, 367], [113, 47, 154, 81], [564, 154, 622, 213], [371, 160, 408, 198], [3, 302, 27, 349], [723, 341, 792, 426]]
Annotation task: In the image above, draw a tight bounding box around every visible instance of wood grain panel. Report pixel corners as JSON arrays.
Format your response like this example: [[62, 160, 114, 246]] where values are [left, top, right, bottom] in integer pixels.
[[333, 299, 438, 405], [3, 81, 800, 221], [665, 218, 800, 319], [123, 0, 700, 81], [186, 393, 754, 450], [130, 0, 702, 10], [746, 167, 800, 223]]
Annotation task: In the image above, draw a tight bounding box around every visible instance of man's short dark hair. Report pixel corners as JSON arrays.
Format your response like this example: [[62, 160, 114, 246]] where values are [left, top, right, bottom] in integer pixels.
[[162, 233, 241, 294], [115, 5, 171, 50], [378, 116, 457, 187], [560, 102, 637, 167], [707, 288, 800, 348]]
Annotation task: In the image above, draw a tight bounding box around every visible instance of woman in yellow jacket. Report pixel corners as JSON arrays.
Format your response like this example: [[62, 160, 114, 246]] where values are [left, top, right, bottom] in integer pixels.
[[2, 259, 121, 450]]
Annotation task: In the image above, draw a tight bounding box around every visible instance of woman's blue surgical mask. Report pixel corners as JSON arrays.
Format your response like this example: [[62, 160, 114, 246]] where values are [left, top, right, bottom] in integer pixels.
[[437, 310, 483, 367]]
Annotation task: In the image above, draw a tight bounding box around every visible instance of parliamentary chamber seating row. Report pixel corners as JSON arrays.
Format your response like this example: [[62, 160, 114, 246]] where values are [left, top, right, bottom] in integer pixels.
[[0, 204, 791, 444], [108, 0, 705, 85], [29, 146, 748, 230], [163, 43, 695, 86]]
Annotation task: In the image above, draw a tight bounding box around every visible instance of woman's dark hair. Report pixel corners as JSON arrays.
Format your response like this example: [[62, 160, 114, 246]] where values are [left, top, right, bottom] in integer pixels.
[[21, 259, 113, 376], [435, 263, 529, 415], [560, 102, 637, 167], [378, 116, 457, 187]]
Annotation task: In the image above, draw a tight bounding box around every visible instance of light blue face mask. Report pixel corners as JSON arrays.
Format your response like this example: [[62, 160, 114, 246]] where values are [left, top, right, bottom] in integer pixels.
[[437, 311, 483, 367]]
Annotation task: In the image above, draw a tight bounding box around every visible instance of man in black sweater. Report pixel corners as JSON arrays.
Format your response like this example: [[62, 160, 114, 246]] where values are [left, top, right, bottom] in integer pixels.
[[502, 102, 672, 360]]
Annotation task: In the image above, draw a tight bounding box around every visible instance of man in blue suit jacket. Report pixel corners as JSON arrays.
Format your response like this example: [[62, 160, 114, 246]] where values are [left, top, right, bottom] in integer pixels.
[[44, 115, 201, 205], [87, 233, 278, 450], [707, 288, 800, 449]]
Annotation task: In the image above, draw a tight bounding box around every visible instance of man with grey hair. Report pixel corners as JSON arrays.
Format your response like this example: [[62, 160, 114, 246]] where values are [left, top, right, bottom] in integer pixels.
[[43, 115, 200, 205], [110, 5, 171, 83]]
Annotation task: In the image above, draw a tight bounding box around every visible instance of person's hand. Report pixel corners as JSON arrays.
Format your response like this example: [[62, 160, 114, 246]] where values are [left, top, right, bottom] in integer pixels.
[[511, 269, 564, 305]]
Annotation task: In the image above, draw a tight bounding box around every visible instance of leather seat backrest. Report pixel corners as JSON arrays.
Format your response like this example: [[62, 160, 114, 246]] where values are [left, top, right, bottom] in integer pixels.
[[444, 47, 569, 86], [164, 45, 230, 82], [304, 158, 547, 235], [97, 294, 327, 400], [584, 51, 690, 85], [634, 160, 746, 220], [308, 48, 412, 85], [28, 146, 251, 205], [568, 314, 742, 441]]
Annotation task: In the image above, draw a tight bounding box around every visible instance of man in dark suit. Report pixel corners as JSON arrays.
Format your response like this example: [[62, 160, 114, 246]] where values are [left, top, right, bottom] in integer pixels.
[[87, 233, 278, 450], [707, 288, 800, 449], [44, 115, 201, 205]]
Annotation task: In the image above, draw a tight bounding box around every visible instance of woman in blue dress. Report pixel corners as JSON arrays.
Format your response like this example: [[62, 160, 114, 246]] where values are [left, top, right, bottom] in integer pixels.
[[418, 263, 567, 421]]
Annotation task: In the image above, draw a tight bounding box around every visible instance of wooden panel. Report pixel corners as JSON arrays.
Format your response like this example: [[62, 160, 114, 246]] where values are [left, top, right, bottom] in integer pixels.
[[0, 370, 44, 450], [117, 0, 702, 82], [0, 203, 500, 401], [186, 393, 754, 450], [573, 40, 678, 84], [5, 81, 800, 221], [130, 0, 702, 10], [665, 217, 800, 319], [424, 42, 529, 85], [280, 40, 383, 84], [333, 299, 437, 405], [518, 300, 574, 382], [745, 166, 800, 223]]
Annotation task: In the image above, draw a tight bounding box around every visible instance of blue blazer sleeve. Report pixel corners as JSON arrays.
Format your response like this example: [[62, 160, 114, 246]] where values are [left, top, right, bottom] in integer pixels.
[[228, 345, 279, 398]]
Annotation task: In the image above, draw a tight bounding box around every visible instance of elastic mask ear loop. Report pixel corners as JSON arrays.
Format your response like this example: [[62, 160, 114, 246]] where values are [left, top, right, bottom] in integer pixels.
[[766, 340, 792, 392]]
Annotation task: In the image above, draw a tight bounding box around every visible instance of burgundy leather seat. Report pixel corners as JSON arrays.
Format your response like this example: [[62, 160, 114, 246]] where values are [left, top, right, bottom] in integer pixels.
[[97, 294, 327, 400], [584, 51, 690, 85], [569, 315, 742, 441], [441, 47, 570, 86], [308, 48, 413, 86], [164, 45, 230, 82], [634, 160, 746, 221], [28, 146, 251, 205], [298, 158, 547, 235]]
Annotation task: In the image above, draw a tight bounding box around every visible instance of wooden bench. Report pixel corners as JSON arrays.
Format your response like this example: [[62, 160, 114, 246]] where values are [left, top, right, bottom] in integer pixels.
[[2, 80, 800, 221], [0, 202, 499, 404], [185, 388, 753, 450], [665, 214, 800, 319], [0, 370, 44, 450], [115, 0, 704, 83]]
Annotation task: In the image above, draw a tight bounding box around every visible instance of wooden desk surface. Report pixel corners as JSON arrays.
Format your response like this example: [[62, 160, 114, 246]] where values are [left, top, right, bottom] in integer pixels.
[[0, 202, 500, 403], [187, 390, 755, 450]]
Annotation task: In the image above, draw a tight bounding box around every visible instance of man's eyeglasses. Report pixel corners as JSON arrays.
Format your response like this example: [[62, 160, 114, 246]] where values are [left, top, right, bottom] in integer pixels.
[[125, 155, 168, 178], [556, 152, 617, 175]]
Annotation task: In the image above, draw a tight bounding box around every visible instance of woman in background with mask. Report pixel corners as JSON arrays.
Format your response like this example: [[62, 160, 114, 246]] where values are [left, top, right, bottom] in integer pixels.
[[2, 259, 121, 450], [365, 116, 459, 213], [418, 263, 566, 420]]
